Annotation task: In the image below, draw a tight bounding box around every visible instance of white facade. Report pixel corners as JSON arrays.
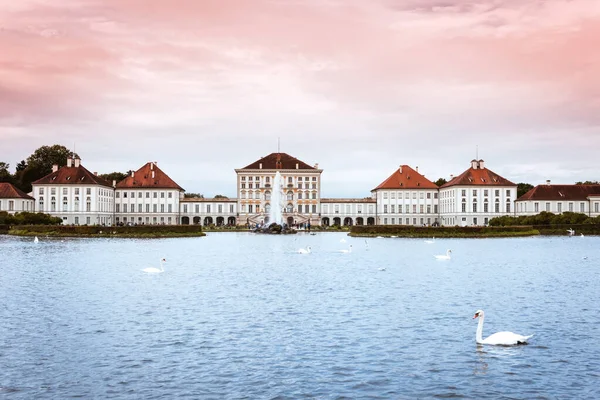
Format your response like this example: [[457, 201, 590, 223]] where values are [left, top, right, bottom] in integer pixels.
[[514, 184, 600, 218], [115, 188, 182, 225], [320, 199, 377, 226], [180, 198, 238, 226], [375, 189, 439, 226], [31, 159, 115, 225], [439, 185, 516, 226], [0, 195, 35, 214]]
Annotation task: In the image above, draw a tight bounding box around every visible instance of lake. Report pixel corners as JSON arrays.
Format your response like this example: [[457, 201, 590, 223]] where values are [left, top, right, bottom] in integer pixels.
[[1, 233, 599, 399]]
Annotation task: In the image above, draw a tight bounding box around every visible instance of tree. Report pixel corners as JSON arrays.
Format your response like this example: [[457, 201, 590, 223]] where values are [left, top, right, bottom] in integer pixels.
[[15, 145, 78, 193], [576, 181, 600, 185], [0, 162, 12, 183], [434, 178, 447, 187], [184, 193, 204, 198], [214, 194, 229, 199], [99, 172, 129, 184], [517, 183, 534, 198]]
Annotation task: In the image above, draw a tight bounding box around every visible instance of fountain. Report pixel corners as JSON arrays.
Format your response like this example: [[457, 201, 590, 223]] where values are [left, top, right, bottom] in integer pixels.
[[255, 171, 296, 234]]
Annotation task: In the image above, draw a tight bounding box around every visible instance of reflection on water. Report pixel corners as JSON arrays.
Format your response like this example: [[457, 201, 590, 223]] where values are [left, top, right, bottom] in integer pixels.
[[1, 233, 599, 399]]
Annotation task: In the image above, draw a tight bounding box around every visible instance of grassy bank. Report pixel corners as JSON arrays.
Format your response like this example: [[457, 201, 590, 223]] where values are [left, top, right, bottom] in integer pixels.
[[350, 225, 540, 238], [532, 224, 600, 236], [7, 225, 206, 238]]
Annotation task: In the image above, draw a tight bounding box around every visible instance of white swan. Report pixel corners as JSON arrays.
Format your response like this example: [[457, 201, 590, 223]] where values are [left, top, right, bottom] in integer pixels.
[[34, 236, 39, 243], [142, 258, 166, 274], [339, 244, 352, 253], [434, 249, 452, 260], [473, 310, 533, 345], [424, 237, 435, 244], [340, 238, 347, 243], [567, 228, 575, 236], [580, 233, 584, 237], [297, 246, 311, 254]]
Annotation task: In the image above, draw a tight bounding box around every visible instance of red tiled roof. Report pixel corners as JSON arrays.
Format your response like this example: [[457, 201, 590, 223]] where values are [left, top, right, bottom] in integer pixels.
[[321, 198, 376, 203], [116, 162, 184, 191], [440, 161, 515, 188], [0, 182, 35, 200], [372, 165, 438, 191], [32, 165, 113, 187], [240, 153, 317, 170], [517, 184, 600, 201]]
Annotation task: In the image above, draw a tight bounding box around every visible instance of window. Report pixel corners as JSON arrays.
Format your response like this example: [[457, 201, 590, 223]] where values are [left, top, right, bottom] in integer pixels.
[[249, 183, 253, 189], [506, 202, 511, 213], [249, 176, 253, 181], [427, 205, 431, 213], [298, 193, 302, 200], [413, 205, 417, 213], [391, 192, 395, 199], [434, 205, 438, 213], [420, 193, 424, 199], [116, 192, 120, 198], [241, 183, 246, 189], [546, 202, 550, 212], [398, 205, 403, 213], [86, 217, 90, 225], [86, 198, 91, 212], [298, 183, 302, 189], [161, 205, 165, 212], [335, 205, 340, 214], [506, 190, 510, 197], [168, 204, 172, 213], [168, 192, 173, 199], [130, 204, 135, 212], [138, 204, 143, 213], [51, 188, 56, 195], [580, 202, 585, 212], [287, 192, 293, 201], [461, 190, 466, 196], [230, 204, 234, 213], [483, 201, 488, 213], [462, 199, 466, 212], [413, 192, 417, 199], [146, 204, 150, 213], [195, 205, 199, 213], [595, 202, 599, 213], [40, 188, 45, 195], [420, 205, 424, 213], [266, 177, 270, 183], [146, 192, 150, 198], [116, 204, 120, 212], [384, 218, 388, 225], [207, 205, 211, 213], [495, 190, 500, 196], [62, 197, 68, 211], [130, 192, 134, 198], [288, 177, 292, 183], [153, 204, 157, 213], [384, 205, 388, 213], [558, 203, 563, 213], [312, 205, 317, 213], [161, 192, 165, 198], [51, 197, 56, 211], [383, 192, 388, 199], [153, 192, 157, 198], [484, 190, 488, 196], [535, 202, 539, 212], [390, 205, 395, 213], [427, 193, 431, 199], [241, 176, 246, 181], [75, 217, 79, 225]]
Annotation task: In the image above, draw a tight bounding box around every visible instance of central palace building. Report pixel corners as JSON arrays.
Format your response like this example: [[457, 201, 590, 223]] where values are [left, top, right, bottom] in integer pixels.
[[3, 152, 597, 226]]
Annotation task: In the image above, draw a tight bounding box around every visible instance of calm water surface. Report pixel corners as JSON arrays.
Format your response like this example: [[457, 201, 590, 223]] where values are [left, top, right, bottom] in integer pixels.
[[1, 233, 599, 399]]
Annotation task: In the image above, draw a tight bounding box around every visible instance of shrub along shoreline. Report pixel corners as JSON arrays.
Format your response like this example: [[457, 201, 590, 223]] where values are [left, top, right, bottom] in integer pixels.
[[6, 225, 206, 238], [349, 225, 540, 238]]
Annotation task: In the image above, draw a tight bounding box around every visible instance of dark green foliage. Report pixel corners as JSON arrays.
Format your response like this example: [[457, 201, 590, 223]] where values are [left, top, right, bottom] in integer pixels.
[[214, 194, 228, 199], [350, 225, 538, 238], [12, 145, 78, 192], [184, 193, 204, 198], [489, 211, 596, 226], [517, 183, 534, 198], [98, 171, 128, 184], [434, 178, 447, 187], [575, 181, 600, 185], [0, 211, 63, 225], [9, 224, 205, 238]]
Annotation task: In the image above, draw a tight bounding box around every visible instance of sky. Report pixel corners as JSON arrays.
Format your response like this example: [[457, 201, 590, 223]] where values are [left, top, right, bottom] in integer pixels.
[[1, 0, 599, 197]]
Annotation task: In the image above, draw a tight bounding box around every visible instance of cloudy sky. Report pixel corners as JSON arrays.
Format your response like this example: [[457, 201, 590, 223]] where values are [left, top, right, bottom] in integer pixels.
[[1, 0, 599, 197]]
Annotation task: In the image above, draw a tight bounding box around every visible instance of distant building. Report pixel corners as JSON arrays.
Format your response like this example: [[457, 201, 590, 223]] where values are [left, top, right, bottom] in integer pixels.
[[371, 165, 439, 226], [515, 182, 600, 217], [320, 198, 376, 226], [180, 197, 238, 226], [0, 182, 35, 214], [31, 157, 114, 225], [439, 160, 517, 226], [115, 162, 184, 225], [234, 153, 323, 226]]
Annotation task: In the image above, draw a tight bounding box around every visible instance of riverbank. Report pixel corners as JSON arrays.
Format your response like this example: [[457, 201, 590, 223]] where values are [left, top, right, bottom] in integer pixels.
[[6, 225, 206, 238], [350, 225, 540, 238]]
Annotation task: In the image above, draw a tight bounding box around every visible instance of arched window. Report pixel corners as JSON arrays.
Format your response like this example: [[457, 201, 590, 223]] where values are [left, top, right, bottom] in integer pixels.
[[241, 191, 246, 199], [265, 203, 271, 213], [287, 191, 293, 201], [255, 192, 260, 199], [286, 203, 293, 213], [461, 198, 466, 213], [265, 191, 271, 201]]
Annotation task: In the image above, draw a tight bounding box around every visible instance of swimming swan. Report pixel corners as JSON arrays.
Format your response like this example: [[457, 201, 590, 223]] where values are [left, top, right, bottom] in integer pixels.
[[434, 249, 452, 260], [424, 237, 435, 244], [34, 236, 39, 243], [339, 245, 352, 253], [297, 246, 311, 254], [567, 228, 575, 236], [473, 310, 533, 345], [142, 258, 166, 274]]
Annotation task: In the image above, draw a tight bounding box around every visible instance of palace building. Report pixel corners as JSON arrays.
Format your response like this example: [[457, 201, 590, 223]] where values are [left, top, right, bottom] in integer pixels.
[[24, 151, 592, 227]]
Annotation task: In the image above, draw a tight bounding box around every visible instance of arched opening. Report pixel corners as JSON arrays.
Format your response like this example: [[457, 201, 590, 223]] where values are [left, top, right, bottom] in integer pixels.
[[343, 217, 353, 226], [286, 216, 294, 226], [193, 216, 201, 225], [181, 216, 190, 225], [333, 217, 341, 226], [356, 217, 364, 225], [227, 216, 236, 226], [286, 203, 293, 213], [216, 216, 225, 226], [367, 217, 375, 225], [287, 191, 293, 201], [204, 216, 213, 226], [322, 217, 330, 226]]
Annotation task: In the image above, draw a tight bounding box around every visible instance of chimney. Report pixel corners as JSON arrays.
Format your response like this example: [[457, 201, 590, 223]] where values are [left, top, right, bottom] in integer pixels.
[[259, 163, 263, 169], [546, 180, 551, 185], [416, 166, 419, 173], [478, 159, 485, 169], [131, 171, 135, 178], [471, 159, 478, 169], [74, 158, 80, 167], [296, 163, 299, 169], [314, 163, 319, 169], [150, 163, 153, 170], [52, 164, 59, 173], [94, 172, 98, 176], [152, 171, 155, 179], [66, 158, 72, 168], [112, 180, 116, 187], [399, 166, 403, 174], [450, 174, 454, 180]]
